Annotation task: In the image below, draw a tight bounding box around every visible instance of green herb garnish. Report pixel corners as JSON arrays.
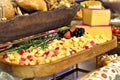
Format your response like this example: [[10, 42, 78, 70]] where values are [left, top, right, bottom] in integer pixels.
[[5, 34, 61, 54]]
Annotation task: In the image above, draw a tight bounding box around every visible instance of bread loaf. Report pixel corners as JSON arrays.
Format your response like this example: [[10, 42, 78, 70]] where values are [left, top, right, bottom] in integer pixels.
[[0, 0, 15, 19], [15, 0, 48, 12]]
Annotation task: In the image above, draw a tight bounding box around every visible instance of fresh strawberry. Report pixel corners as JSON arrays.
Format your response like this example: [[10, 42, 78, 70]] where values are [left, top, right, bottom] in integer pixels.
[[63, 31, 71, 39], [70, 27, 77, 32]]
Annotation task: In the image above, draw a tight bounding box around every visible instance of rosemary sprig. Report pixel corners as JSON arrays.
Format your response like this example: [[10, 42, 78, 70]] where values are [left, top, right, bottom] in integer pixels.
[[5, 34, 60, 54]]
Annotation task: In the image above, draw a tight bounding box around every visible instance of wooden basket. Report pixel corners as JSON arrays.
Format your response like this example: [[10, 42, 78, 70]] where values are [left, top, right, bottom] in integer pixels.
[[0, 4, 79, 44], [0, 37, 117, 78]]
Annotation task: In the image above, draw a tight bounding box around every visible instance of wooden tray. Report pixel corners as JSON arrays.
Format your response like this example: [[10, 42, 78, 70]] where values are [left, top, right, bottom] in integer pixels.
[[0, 4, 79, 44], [0, 37, 117, 78]]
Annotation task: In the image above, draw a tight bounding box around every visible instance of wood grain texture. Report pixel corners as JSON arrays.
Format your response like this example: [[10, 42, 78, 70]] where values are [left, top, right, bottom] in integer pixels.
[[0, 37, 117, 78], [0, 4, 79, 44]]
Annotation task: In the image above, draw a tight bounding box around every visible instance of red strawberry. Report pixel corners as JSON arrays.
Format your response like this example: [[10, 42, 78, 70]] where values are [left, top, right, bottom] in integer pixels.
[[70, 27, 77, 32], [64, 31, 71, 39]]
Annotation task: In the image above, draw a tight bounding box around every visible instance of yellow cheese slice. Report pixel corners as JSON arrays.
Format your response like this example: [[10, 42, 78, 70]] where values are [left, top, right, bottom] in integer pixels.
[[76, 24, 112, 40]]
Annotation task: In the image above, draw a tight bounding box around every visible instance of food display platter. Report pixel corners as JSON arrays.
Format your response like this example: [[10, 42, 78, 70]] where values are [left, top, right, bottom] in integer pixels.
[[0, 37, 117, 78], [0, 4, 79, 44]]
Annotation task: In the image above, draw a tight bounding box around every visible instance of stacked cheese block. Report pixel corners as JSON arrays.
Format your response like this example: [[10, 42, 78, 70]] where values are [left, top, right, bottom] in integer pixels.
[[76, 1, 103, 19], [77, 6, 115, 80], [76, 5, 112, 41]]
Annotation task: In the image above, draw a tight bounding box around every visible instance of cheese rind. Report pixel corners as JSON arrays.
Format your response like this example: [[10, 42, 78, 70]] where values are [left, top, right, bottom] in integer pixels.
[[82, 9, 111, 26], [76, 24, 112, 40]]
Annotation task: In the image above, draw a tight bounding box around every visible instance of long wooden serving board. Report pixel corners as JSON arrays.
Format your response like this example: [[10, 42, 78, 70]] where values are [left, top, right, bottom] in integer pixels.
[[0, 37, 117, 78]]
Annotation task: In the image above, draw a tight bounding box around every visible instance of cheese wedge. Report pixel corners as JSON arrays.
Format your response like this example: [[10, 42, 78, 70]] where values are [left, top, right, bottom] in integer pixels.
[[82, 9, 111, 26], [76, 24, 112, 40]]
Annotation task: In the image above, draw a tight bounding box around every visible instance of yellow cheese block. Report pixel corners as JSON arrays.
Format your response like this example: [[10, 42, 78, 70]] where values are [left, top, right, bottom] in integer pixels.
[[76, 24, 112, 40], [82, 9, 111, 26]]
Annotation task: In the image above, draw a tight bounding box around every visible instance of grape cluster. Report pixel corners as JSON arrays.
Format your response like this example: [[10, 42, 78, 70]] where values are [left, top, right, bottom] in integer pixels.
[[71, 28, 85, 37], [58, 28, 85, 38]]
